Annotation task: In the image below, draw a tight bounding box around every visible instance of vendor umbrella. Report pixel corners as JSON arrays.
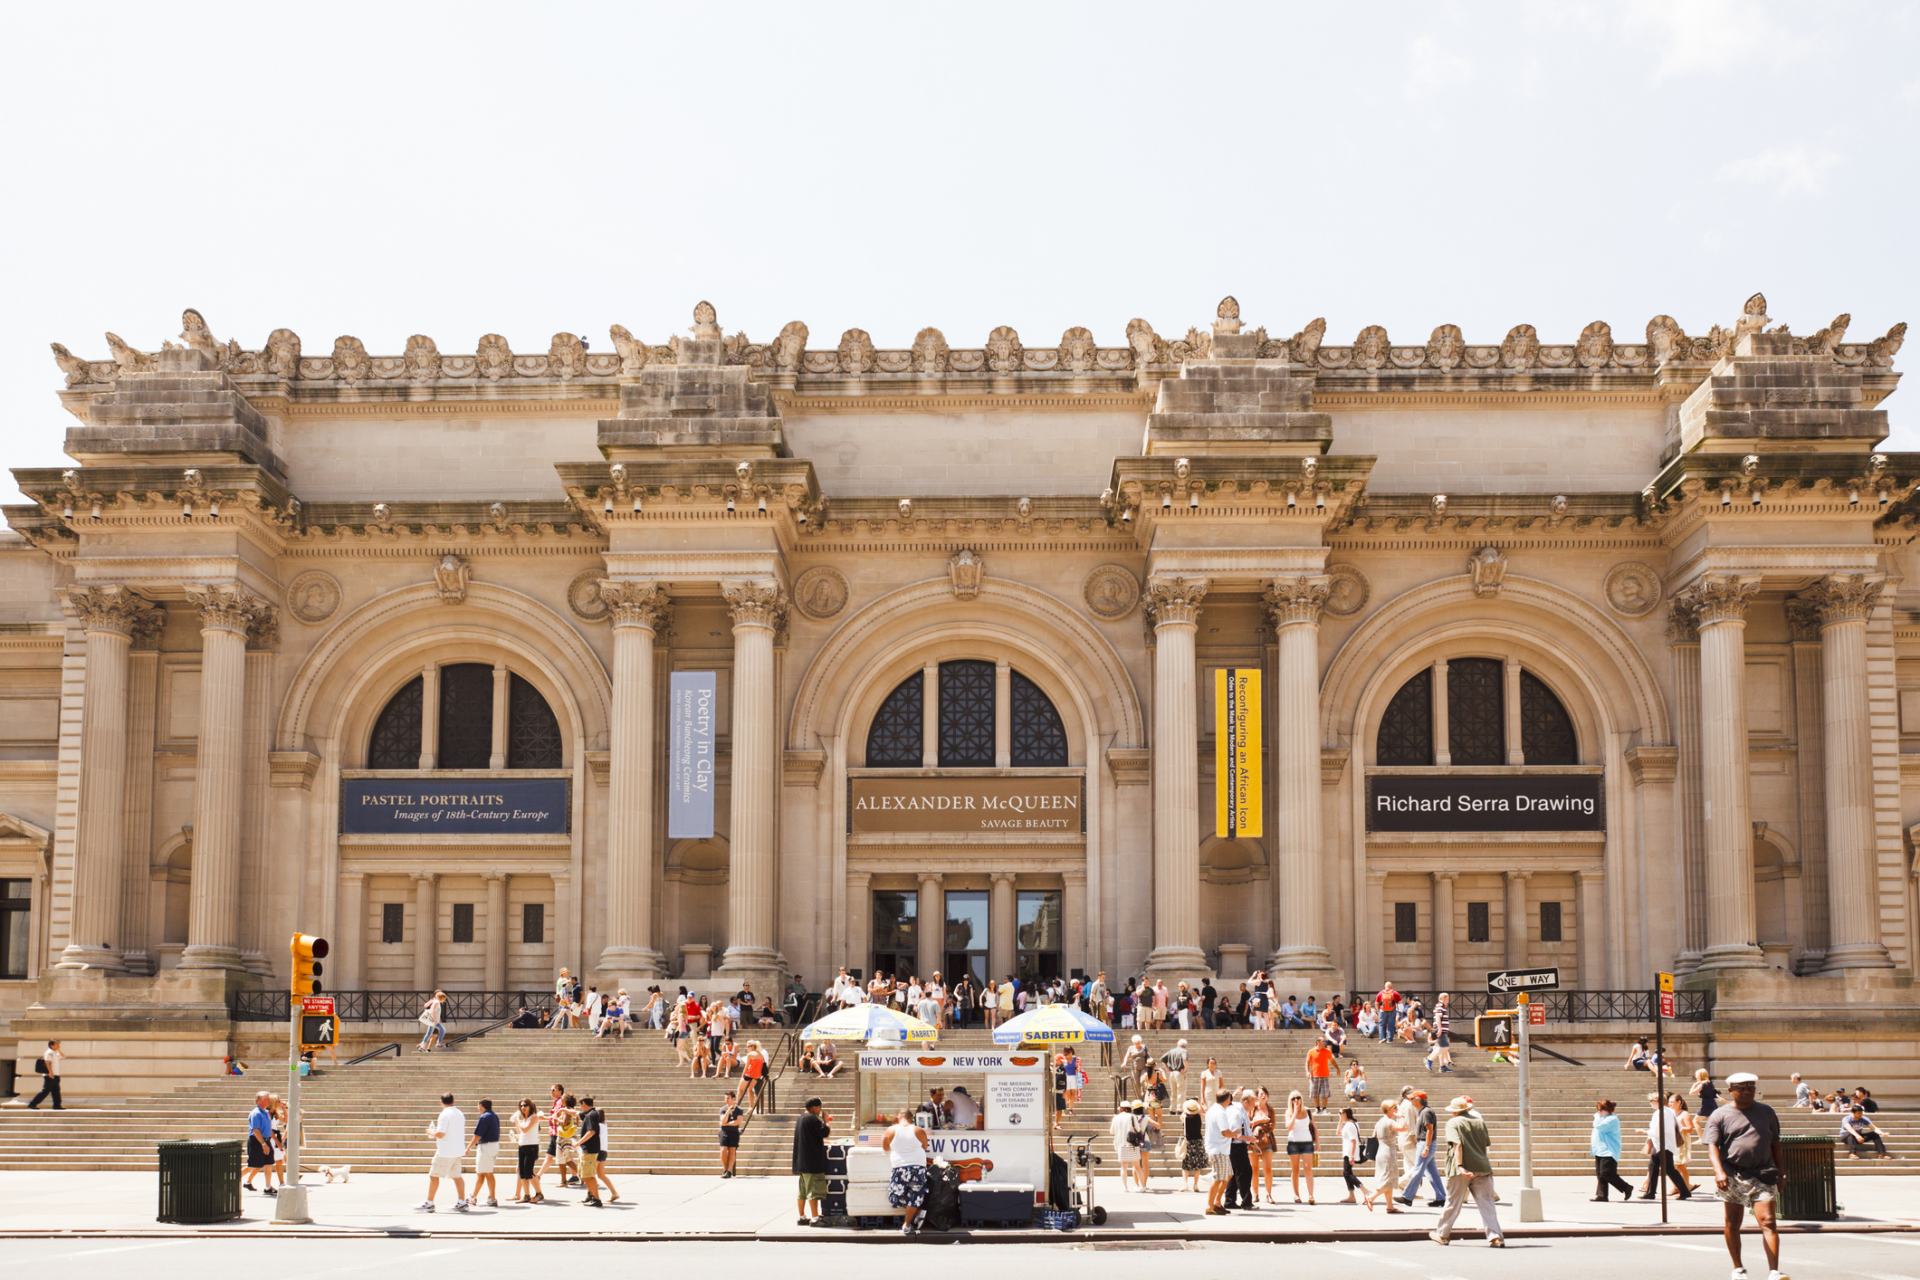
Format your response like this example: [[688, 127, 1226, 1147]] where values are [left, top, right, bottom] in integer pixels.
[[800, 1002, 938, 1044], [991, 1003, 1115, 1046]]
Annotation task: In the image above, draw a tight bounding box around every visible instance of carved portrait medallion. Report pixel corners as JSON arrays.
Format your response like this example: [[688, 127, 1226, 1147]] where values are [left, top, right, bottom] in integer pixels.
[[1324, 564, 1370, 617], [286, 571, 342, 624], [792, 566, 850, 621], [567, 569, 610, 621], [1083, 564, 1142, 620], [1604, 561, 1662, 619]]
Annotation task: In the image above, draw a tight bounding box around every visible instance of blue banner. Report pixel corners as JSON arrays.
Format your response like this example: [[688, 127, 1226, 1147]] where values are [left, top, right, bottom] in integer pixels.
[[668, 670, 718, 838], [340, 776, 570, 835]]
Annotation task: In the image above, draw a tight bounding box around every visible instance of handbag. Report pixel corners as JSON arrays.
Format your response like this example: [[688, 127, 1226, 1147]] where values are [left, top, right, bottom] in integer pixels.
[[1361, 1136, 1380, 1164], [34, 1058, 49, 1075]]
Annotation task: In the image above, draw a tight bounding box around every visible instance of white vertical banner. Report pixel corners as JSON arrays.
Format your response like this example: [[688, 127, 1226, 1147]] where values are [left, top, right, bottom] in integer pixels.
[[668, 670, 717, 838]]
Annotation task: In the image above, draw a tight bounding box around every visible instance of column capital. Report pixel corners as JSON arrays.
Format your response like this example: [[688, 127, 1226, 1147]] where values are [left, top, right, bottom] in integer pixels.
[[1666, 595, 1700, 644], [63, 584, 161, 641], [185, 583, 272, 638], [1677, 575, 1759, 629], [601, 580, 672, 632], [1144, 575, 1207, 629], [411, 870, 437, 886], [1801, 573, 1884, 627], [918, 871, 943, 890], [340, 869, 368, 887], [989, 870, 1017, 887], [1504, 869, 1532, 884], [484, 871, 509, 885], [1263, 575, 1330, 628], [1431, 870, 1457, 885], [722, 581, 788, 631], [1574, 867, 1598, 887], [1785, 596, 1824, 642]]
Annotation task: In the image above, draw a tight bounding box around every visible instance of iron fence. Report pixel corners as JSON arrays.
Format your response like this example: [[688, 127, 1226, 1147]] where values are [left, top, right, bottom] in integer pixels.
[[1346, 989, 1714, 1023], [230, 989, 551, 1023]]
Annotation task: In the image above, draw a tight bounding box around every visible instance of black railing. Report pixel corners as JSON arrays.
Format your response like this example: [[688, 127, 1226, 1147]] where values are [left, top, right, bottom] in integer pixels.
[[1346, 989, 1714, 1023], [343, 1042, 401, 1066], [230, 990, 551, 1023], [444, 1016, 513, 1049]]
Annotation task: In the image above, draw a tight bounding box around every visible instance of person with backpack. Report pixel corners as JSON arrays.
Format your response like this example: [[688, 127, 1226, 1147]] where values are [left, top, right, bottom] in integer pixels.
[[25, 1040, 62, 1110]]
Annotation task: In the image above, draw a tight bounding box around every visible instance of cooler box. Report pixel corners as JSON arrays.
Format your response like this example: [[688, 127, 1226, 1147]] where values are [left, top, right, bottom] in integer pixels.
[[959, 1181, 1035, 1226], [825, 1142, 849, 1177], [845, 1143, 901, 1219]]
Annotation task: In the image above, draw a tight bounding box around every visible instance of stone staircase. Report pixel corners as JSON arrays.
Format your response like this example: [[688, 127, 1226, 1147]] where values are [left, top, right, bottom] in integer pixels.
[[0, 1024, 1909, 1177]]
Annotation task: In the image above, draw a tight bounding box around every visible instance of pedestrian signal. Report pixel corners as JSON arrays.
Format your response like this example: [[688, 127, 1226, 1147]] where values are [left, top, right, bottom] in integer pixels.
[[1474, 1012, 1517, 1049], [290, 933, 329, 997]]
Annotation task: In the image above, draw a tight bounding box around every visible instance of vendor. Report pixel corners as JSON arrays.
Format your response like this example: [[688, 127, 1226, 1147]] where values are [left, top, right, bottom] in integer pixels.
[[918, 1087, 949, 1130], [946, 1085, 983, 1130]]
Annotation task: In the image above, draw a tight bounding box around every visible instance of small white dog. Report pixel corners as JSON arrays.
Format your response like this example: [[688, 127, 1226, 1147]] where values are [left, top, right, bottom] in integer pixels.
[[320, 1165, 352, 1183]]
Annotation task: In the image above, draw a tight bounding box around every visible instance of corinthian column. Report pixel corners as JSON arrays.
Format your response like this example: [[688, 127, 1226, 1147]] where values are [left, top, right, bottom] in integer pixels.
[[598, 582, 670, 981], [1144, 576, 1208, 978], [181, 585, 270, 971], [716, 582, 785, 982], [1688, 575, 1765, 970], [1805, 574, 1892, 970], [1265, 576, 1336, 978], [59, 586, 159, 969]]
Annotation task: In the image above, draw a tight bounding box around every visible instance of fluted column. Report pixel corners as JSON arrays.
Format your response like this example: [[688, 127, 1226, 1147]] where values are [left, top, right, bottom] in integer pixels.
[[1063, 869, 1088, 976], [1145, 576, 1208, 977], [59, 586, 159, 969], [1266, 576, 1335, 977], [1503, 870, 1530, 969], [181, 585, 268, 971], [1688, 576, 1765, 970], [989, 872, 1016, 981], [599, 582, 670, 979], [338, 871, 366, 991], [419, 663, 440, 770], [1806, 575, 1892, 969], [1431, 871, 1455, 991], [413, 872, 438, 990], [1669, 600, 1707, 972], [1360, 870, 1388, 992], [717, 582, 785, 979], [917, 873, 943, 980], [485, 872, 509, 990]]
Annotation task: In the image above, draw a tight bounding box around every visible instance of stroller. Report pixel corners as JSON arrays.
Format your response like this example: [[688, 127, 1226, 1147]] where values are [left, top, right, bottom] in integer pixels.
[[1064, 1133, 1108, 1225]]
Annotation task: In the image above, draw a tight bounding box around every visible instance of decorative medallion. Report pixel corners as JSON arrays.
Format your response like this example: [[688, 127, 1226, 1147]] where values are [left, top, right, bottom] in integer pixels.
[[1082, 564, 1141, 620], [1324, 564, 1370, 617], [286, 571, 342, 624], [1603, 561, 1662, 619], [792, 566, 850, 621], [433, 554, 471, 604], [567, 569, 610, 621]]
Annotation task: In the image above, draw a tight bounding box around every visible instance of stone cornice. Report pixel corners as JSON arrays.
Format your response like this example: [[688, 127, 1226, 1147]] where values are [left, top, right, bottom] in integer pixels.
[[10, 464, 297, 550], [288, 500, 597, 543], [1343, 491, 1640, 535], [556, 459, 822, 532], [1108, 455, 1374, 528]]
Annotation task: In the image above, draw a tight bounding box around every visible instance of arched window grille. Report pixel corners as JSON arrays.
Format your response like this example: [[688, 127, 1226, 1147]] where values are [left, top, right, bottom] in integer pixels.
[[367, 676, 424, 770], [937, 660, 997, 767], [1519, 671, 1578, 765], [1445, 658, 1505, 766], [507, 673, 563, 769], [865, 671, 924, 767], [1375, 659, 1580, 766], [437, 663, 494, 769], [1375, 667, 1433, 766], [1009, 670, 1069, 767], [862, 661, 1070, 769], [366, 664, 564, 770]]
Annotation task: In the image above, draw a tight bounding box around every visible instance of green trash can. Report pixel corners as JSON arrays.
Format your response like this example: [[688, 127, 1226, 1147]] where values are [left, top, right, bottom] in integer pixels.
[[1775, 1135, 1837, 1221], [157, 1139, 242, 1224]]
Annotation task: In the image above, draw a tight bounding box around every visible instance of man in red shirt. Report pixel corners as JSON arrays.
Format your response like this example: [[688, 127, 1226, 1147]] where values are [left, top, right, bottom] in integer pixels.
[[1306, 1041, 1336, 1112], [1376, 982, 1402, 1044]]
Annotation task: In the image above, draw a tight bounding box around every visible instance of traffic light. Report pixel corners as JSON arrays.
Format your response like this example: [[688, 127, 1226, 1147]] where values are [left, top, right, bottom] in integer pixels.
[[1474, 1012, 1517, 1049], [291, 933, 329, 996]]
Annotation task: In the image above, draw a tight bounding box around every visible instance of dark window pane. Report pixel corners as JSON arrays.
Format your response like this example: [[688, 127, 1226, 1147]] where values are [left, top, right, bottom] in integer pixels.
[[438, 663, 494, 769], [872, 891, 917, 953], [1539, 901, 1563, 943], [1016, 890, 1062, 983], [507, 674, 563, 769], [1376, 668, 1434, 766], [1467, 901, 1490, 943], [522, 902, 544, 945], [381, 902, 405, 944], [1520, 670, 1578, 765], [0, 890, 27, 980], [1447, 658, 1505, 766], [938, 660, 996, 767], [1009, 670, 1069, 767], [451, 903, 474, 944], [1393, 901, 1417, 944], [865, 672, 924, 768], [367, 676, 423, 769]]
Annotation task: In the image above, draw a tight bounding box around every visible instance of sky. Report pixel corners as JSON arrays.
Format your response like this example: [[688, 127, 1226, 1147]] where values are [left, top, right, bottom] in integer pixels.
[[1, 0, 1917, 506]]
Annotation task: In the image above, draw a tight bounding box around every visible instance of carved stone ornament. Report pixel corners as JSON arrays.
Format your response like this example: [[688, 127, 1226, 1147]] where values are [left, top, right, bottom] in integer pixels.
[[475, 334, 513, 380], [1144, 576, 1207, 628], [1426, 323, 1465, 371], [985, 326, 1022, 374], [1575, 320, 1614, 369], [723, 582, 787, 630], [286, 570, 343, 624], [792, 566, 850, 620], [434, 554, 471, 603], [264, 328, 301, 379], [1265, 576, 1331, 626], [403, 334, 441, 380], [1466, 546, 1507, 597], [549, 332, 587, 379], [1500, 323, 1539, 369], [948, 548, 984, 600], [1352, 325, 1390, 371], [837, 328, 876, 374], [1803, 573, 1885, 626], [1785, 596, 1823, 642], [1125, 317, 1163, 367], [63, 585, 161, 640], [609, 324, 650, 375], [1082, 564, 1141, 620], [1680, 575, 1758, 628], [567, 569, 611, 621], [1058, 326, 1097, 373], [186, 584, 271, 640], [1324, 564, 1371, 617], [691, 300, 722, 341], [1666, 596, 1700, 644], [1603, 562, 1662, 619], [600, 580, 671, 630], [331, 335, 371, 384], [771, 320, 808, 370], [49, 342, 95, 388], [1214, 296, 1242, 336]]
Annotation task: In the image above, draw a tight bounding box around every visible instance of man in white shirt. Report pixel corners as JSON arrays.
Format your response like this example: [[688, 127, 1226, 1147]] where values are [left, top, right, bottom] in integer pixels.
[[946, 1085, 982, 1130], [419, 1092, 470, 1213], [1225, 1089, 1255, 1210], [1202, 1090, 1240, 1215], [1640, 1092, 1691, 1200], [26, 1040, 62, 1110]]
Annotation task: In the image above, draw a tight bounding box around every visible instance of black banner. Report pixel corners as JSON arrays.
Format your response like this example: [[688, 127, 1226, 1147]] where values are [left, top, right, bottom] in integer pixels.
[[1366, 774, 1603, 833], [340, 776, 570, 835]]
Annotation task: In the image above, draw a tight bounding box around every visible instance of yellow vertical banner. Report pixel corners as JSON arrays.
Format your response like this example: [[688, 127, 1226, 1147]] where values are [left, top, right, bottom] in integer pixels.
[[1214, 667, 1263, 838]]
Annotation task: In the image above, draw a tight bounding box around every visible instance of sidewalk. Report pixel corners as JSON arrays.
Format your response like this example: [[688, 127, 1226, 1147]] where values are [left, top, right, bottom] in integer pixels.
[[0, 1172, 1914, 1241]]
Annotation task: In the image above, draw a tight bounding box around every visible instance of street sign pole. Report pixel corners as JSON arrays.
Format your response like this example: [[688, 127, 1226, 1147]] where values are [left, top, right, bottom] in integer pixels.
[[275, 995, 311, 1223], [1516, 992, 1541, 1222], [1654, 975, 1669, 1227]]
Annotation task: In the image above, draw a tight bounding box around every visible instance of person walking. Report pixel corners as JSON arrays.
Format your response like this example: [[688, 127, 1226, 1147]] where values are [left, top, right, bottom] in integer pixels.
[[1337, 1107, 1363, 1204], [883, 1106, 933, 1236], [417, 990, 446, 1053], [1249, 1087, 1278, 1204], [1131, 1099, 1159, 1190], [1282, 1089, 1316, 1204], [1109, 1102, 1139, 1192], [575, 1094, 604, 1207], [419, 1092, 470, 1213], [593, 1105, 623, 1204], [1363, 1099, 1404, 1213], [25, 1040, 63, 1110], [1398, 1089, 1446, 1207], [1705, 1072, 1787, 1280], [1162, 1038, 1189, 1107], [464, 1098, 501, 1207], [1394, 1085, 1418, 1184], [717, 1088, 747, 1177], [1639, 1091, 1691, 1199], [793, 1096, 834, 1225], [511, 1098, 543, 1204], [1670, 1093, 1701, 1192], [533, 1084, 566, 1195], [243, 1089, 276, 1195], [1589, 1099, 1634, 1200], [740, 1039, 769, 1113], [1429, 1096, 1502, 1247], [1426, 993, 1454, 1073], [1691, 1068, 1720, 1118]]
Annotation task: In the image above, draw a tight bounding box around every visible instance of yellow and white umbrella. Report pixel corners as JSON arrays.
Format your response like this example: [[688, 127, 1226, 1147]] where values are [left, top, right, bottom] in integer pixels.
[[992, 1003, 1115, 1045], [800, 1002, 939, 1045]]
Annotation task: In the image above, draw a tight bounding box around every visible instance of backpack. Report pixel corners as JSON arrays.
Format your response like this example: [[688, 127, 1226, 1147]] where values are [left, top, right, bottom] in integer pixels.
[[1125, 1117, 1146, 1147]]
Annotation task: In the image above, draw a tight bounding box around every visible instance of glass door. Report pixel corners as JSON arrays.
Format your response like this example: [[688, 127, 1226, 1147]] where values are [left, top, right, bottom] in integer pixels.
[[944, 890, 989, 986]]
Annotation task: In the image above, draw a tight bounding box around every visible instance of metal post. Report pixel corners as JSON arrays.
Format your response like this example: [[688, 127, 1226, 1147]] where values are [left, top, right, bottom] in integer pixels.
[[275, 1001, 311, 1223], [1655, 985, 1668, 1226], [1516, 993, 1541, 1221]]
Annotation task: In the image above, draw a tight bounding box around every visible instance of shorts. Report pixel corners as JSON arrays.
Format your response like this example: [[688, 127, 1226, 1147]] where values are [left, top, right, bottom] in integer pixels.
[[888, 1164, 929, 1209], [797, 1172, 828, 1201], [429, 1154, 464, 1179], [579, 1152, 600, 1177], [1436, 1032, 1451, 1048], [518, 1145, 540, 1179], [1286, 1140, 1316, 1157], [1310, 1076, 1331, 1099], [719, 1129, 742, 1149], [1723, 1171, 1778, 1207], [474, 1142, 499, 1174], [246, 1135, 272, 1169], [1209, 1154, 1234, 1183]]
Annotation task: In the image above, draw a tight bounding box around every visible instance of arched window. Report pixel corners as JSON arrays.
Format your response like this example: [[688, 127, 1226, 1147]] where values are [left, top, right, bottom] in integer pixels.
[[1376, 668, 1433, 766], [1009, 670, 1069, 767], [1375, 659, 1580, 766], [866, 671, 924, 767], [507, 674, 563, 769], [1519, 671, 1577, 765], [437, 663, 494, 769], [938, 660, 996, 767], [862, 661, 1069, 768], [367, 676, 424, 770], [366, 664, 564, 769], [1446, 658, 1505, 766]]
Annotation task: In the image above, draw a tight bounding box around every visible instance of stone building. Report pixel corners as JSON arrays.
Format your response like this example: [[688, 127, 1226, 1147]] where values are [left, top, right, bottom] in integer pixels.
[[3, 295, 1919, 1095]]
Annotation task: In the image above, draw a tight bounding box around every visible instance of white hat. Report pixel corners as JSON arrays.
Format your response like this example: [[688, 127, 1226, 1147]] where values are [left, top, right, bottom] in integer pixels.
[[1446, 1095, 1476, 1114], [1726, 1071, 1760, 1087]]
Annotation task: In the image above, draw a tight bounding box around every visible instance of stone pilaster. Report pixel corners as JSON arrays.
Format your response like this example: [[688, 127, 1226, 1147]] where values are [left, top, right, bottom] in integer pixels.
[[413, 872, 437, 991], [598, 582, 670, 981], [485, 872, 509, 991], [916, 872, 942, 981], [1686, 575, 1766, 970], [989, 872, 1016, 981], [1264, 576, 1336, 979], [1668, 597, 1706, 972], [338, 871, 366, 992], [1431, 871, 1456, 992], [180, 585, 268, 972], [716, 582, 785, 984], [489, 663, 509, 770], [1575, 868, 1605, 989], [1063, 868, 1088, 977], [846, 870, 872, 977], [1144, 576, 1209, 978], [1503, 870, 1531, 969], [58, 586, 158, 970], [1804, 574, 1893, 970]]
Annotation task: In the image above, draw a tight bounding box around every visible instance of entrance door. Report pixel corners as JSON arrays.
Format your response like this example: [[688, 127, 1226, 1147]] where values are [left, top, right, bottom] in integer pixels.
[[871, 889, 917, 983], [944, 890, 989, 986], [1016, 889, 1062, 984]]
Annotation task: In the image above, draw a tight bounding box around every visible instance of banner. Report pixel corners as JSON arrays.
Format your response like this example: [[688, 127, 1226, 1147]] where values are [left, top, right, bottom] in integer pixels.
[[667, 671, 718, 838], [1366, 773, 1604, 832], [1214, 667, 1262, 838], [340, 776, 568, 835], [848, 775, 1083, 836]]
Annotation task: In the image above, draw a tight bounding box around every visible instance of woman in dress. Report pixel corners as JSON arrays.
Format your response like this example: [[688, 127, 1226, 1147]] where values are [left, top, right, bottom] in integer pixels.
[[1669, 1093, 1700, 1193], [1061, 1046, 1084, 1113], [1199, 1057, 1224, 1106], [512, 1097, 544, 1204], [1249, 1087, 1278, 1204], [981, 979, 999, 1030], [417, 990, 446, 1052], [1362, 1100, 1403, 1212], [1337, 1106, 1363, 1203], [1180, 1098, 1209, 1192], [1690, 1068, 1719, 1117], [1284, 1089, 1317, 1204]]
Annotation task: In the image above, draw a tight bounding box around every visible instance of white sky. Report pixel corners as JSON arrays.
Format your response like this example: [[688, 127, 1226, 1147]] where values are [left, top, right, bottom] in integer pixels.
[[2, 1, 1916, 507]]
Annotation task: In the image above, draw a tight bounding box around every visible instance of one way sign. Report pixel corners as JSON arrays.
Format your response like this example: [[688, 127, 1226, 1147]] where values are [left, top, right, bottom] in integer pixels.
[[1486, 967, 1559, 995]]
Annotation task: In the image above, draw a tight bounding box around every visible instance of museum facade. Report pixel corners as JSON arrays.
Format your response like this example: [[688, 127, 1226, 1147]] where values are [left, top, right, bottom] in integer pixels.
[[4, 294, 1919, 1092]]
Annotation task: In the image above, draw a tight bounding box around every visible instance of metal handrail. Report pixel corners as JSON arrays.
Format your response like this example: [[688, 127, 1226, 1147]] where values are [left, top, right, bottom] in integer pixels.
[[343, 1042, 401, 1066], [1530, 1042, 1586, 1067], [444, 1016, 513, 1049]]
